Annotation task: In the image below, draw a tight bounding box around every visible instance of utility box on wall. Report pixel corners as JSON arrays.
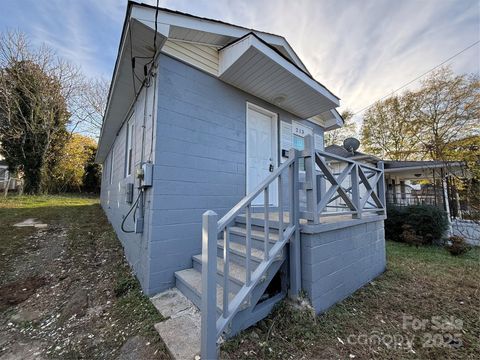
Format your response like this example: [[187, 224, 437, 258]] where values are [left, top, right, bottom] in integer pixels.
[[140, 162, 153, 188], [125, 182, 134, 203]]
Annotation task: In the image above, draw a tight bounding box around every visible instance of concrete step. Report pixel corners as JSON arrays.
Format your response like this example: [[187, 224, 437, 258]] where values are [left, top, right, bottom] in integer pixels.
[[229, 225, 280, 250], [236, 213, 290, 230], [216, 239, 264, 265], [229, 225, 280, 242], [151, 288, 200, 360], [192, 254, 247, 290], [175, 268, 247, 314]]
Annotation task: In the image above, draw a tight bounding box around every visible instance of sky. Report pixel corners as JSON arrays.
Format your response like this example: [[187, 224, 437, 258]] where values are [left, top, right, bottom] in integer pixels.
[[1, 0, 479, 126]]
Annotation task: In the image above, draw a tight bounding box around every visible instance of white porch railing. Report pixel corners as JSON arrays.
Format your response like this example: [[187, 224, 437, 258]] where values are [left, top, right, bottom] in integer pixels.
[[201, 150, 301, 359], [200, 135, 385, 359], [300, 136, 386, 223]]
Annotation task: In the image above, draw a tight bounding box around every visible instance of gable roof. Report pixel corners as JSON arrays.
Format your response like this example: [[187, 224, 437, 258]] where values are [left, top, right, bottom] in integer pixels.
[[132, 2, 311, 74], [96, 2, 341, 162]]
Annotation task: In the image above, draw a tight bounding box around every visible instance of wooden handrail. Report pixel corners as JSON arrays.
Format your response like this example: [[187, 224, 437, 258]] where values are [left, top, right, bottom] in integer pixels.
[[217, 156, 295, 232]]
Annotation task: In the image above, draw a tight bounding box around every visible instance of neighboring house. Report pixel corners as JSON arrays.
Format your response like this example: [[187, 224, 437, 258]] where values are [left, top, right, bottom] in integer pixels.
[[325, 144, 467, 217], [97, 3, 386, 357], [325, 144, 478, 246], [0, 156, 20, 192]]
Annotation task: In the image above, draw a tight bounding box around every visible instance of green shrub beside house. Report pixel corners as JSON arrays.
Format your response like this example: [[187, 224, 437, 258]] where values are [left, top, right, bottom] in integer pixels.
[[385, 205, 449, 244]]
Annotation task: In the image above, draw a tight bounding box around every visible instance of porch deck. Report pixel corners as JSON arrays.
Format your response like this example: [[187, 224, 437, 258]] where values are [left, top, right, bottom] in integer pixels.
[[239, 210, 386, 233]]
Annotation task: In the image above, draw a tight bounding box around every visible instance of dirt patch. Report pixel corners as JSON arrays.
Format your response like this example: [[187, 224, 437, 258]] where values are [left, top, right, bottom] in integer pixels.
[[0, 195, 169, 360], [0, 276, 46, 311]]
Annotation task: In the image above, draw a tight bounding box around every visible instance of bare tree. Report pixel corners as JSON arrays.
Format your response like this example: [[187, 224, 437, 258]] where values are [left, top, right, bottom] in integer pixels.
[[70, 77, 109, 137], [324, 109, 357, 147]]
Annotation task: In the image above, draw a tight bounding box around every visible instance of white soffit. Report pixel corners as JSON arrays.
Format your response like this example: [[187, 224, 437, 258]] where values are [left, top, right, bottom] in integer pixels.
[[218, 34, 340, 119], [311, 109, 344, 131], [96, 18, 167, 163], [130, 3, 309, 74]]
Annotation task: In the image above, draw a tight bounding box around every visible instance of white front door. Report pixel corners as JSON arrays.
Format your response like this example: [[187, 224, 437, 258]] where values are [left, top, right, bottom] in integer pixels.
[[246, 103, 278, 206]]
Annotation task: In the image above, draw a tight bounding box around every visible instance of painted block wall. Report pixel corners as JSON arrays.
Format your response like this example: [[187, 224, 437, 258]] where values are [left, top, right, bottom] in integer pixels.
[[147, 53, 325, 295], [99, 81, 157, 292], [301, 220, 386, 313]]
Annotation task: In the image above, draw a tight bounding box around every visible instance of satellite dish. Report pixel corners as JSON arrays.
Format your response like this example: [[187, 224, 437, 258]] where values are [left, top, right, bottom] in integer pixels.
[[343, 138, 360, 153]]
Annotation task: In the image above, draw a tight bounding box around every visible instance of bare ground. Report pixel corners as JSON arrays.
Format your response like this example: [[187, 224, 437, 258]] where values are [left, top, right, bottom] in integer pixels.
[[2, 195, 479, 360], [0, 195, 170, 360]]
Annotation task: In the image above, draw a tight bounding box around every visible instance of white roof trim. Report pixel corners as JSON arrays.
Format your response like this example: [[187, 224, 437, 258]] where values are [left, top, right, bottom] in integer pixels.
[[309, 109, 343, 130], [130, 3, 310, 74], [218, 34, 339, 118]]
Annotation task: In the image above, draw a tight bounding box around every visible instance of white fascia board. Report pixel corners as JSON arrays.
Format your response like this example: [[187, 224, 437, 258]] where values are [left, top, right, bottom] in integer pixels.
[[130, 4, 309, 74], [309, 109, 343, 130], [324, 109, 344, 131], [220, 35, 340, 107], [384, 163, 463, 173], [96, 16, 167, 163], [131, 6, 170, 37], [96, 20, 133, 163]]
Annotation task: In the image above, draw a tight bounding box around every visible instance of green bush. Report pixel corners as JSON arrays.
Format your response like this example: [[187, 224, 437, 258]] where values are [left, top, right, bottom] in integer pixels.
[[386, 205, 449, 245]]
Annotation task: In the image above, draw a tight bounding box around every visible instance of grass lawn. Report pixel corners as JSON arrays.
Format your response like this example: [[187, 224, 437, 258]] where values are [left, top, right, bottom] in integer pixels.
[[222, 242, 480, 359], [1, 195, 478, 359]]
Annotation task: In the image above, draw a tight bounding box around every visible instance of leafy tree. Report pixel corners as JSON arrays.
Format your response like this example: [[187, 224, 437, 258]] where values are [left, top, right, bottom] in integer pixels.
[[49, 134, 97, 192], [324, 109, 357, 147], [361, 92, 419, 160], [360, 67, 479, 161], [0, 31, 106, 193], [83, 144, 102, 193], [0, 59, 70, 193], [412, 67, 479, 160]]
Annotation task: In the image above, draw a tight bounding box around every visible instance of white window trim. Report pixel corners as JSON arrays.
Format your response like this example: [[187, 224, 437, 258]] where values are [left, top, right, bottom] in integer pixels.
[[125, 116, 134, 177], [109, 150, 115, 185]]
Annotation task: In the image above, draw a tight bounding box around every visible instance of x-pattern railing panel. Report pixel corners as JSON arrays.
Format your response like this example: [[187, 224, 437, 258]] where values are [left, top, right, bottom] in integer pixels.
[[314, 150, 385, 218], [358, 165, 383, 210], [315, 154, 357, 213]]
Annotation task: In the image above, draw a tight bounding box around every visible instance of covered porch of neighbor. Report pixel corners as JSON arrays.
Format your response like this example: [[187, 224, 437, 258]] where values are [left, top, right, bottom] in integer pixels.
[[383, 160, 467, 219]]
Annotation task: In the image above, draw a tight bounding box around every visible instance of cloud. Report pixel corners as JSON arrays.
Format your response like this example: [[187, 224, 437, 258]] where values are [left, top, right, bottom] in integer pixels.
[[155, 0, 478, 118], [1, 0, 478, 121]]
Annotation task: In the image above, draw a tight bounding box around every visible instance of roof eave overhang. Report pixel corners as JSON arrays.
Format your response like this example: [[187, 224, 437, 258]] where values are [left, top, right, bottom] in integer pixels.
[[384, 162, 465, 173], [309, 109, 343, 131], [218, 34, 340, 119], [96, 8, 168, 163], [129, 1, 310, 74]]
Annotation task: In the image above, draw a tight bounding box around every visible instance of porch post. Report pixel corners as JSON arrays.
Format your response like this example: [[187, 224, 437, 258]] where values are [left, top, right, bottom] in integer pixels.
[[304, 135, 318, 224], [351, 164, 361, 219], [441, 175, 453, 236], [201, 210, 218, 360], [288, 149, 301, 298], [377, 161, 386, 215]]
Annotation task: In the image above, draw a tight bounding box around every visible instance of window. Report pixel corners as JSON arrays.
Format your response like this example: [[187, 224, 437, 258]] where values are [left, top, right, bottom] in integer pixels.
[[293, 134, 305, 151], [125, 118, 134, 176], [109, 150, 114, 185], [292, 121, 312, 171]]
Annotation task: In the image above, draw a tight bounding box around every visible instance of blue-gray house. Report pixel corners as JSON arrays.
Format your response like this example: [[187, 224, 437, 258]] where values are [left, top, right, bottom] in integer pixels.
[[96, 2, 387, 358]]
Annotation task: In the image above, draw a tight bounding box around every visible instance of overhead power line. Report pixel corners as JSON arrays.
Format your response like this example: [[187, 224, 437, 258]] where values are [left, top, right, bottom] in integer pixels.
[[354, 40, 480, 115]]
